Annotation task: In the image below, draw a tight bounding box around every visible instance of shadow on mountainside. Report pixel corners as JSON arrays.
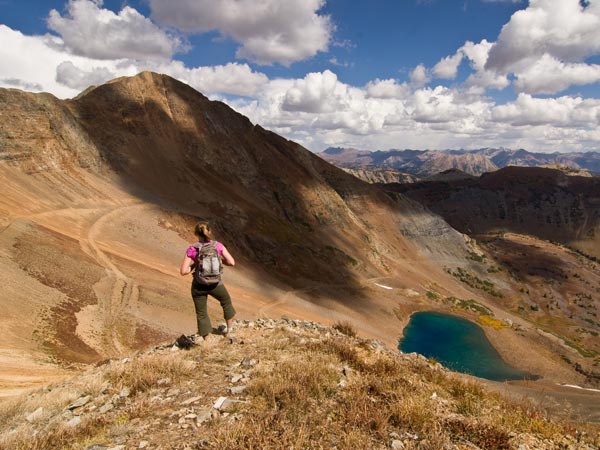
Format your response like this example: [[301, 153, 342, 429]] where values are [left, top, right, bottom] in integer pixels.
[[483, 236, 571, 283], [381, 166, 600, 259], [0, 73, 476, 378], [69, 74, 364, 294], [67, 72, 469, 311]]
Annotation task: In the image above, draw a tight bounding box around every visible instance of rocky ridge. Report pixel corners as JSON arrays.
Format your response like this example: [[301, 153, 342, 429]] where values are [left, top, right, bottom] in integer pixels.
[[342, 167, 418, 184], [1, 319, 597, 450]]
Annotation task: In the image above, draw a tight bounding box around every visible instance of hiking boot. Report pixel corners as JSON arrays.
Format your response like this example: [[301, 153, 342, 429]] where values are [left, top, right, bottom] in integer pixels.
[[176, 334, 195, 349]]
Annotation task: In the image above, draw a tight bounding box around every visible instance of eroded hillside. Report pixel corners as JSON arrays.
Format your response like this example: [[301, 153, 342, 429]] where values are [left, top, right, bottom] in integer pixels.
[[0, 72, 472, 393]]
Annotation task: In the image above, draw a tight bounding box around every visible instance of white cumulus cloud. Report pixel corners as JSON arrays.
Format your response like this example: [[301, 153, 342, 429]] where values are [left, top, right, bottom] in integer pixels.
[[281, 70, 352, 113], [410, 64, 431, 87], [487, 0, 600, 71], [432, 1, 600, 95], [156, 61, 269, 97], [492, 93, 600, 127], [409, 86, 491, 124], [0, 24, 267, 99], [148, 0, 332, 66], [433, 39, 509, 91], [484, 0, 600, 94], [48, 0, 185, 61], [365, 79, 410, 99], [231, 69, 599, 152], [433, 53, 463, 79], [513, 53, 600, 95], [56, 61, 115, 90], [0, 24, 95, 97]]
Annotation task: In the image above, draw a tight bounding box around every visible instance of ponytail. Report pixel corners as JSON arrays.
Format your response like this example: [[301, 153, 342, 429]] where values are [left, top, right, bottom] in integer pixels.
[[194, 222, 213, 242]]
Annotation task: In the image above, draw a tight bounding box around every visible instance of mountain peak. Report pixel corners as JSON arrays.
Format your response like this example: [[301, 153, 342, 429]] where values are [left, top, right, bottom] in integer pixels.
[[74, 71, 209, 105]]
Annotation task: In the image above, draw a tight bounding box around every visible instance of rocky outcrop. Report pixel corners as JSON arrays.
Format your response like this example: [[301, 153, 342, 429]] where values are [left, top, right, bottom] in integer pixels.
[[0, 89, 103, 173], [2, 319, 596, 450], [343, 167, 418, 184], [384, 166, 600, 258]]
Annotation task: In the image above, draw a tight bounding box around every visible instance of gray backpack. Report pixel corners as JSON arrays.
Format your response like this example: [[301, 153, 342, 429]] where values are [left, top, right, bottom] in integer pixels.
[[193, 241, 223, 285]]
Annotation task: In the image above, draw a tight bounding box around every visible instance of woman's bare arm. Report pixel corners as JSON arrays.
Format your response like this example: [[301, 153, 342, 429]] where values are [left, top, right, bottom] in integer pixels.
[[221, 246, 235, 266], [180, 255, 194, 275]]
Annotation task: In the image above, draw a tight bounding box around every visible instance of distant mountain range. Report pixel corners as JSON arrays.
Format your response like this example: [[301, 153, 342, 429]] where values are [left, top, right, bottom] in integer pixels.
[[319, 147, 600, 178]]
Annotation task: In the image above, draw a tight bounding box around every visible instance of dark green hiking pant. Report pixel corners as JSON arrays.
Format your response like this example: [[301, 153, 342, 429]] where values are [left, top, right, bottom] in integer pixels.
[[191, 281, 236, 337]]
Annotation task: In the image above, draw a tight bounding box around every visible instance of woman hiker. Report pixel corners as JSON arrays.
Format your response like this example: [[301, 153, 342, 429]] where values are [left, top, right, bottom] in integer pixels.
[[179, 222, 236, 341]]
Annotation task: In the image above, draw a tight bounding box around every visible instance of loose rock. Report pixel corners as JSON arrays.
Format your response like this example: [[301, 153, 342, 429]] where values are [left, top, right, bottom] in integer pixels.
[[99, 403, 114, 414], [68, 395, 91, 410], [26, 407, 44, 423], [391, 440, 405, 450], [229, 385, 247, 395], [65, 416, 82, 427], [119, 387, 131, 398], [181, 395, 202, 405]]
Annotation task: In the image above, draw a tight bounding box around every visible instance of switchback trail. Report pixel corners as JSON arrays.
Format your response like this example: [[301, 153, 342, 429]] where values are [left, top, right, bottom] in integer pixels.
[[79, 203, 148, 356]]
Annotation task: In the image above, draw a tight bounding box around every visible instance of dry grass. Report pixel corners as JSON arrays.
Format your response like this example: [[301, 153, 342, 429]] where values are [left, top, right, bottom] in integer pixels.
[[1, 321, 597, 450], [201, 332, 585, 449], [0, 370, 109, 450], [476, 314, 509, 330], [332, 320, 358, 337], [103, 353, 196, 395], [0, 353, 196, 450]]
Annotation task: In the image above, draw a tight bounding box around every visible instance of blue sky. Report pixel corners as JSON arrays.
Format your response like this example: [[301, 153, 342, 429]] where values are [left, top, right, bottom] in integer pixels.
[[1, 0, 599, 153]]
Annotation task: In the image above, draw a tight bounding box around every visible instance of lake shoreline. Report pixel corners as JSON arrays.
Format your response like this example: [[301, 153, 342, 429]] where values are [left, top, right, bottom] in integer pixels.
[[397, 309, 600, 423], [399, 311, 534, 381]]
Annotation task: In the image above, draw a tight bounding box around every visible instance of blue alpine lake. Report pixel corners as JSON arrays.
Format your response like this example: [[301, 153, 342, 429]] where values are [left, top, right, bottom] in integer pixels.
[[399, 311, 536, 381]]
